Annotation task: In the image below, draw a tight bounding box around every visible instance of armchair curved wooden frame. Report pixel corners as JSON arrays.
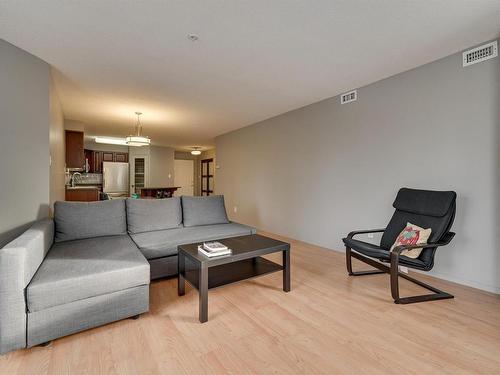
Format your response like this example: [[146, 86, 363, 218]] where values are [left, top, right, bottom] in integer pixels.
[[346, 229, 456, 304]]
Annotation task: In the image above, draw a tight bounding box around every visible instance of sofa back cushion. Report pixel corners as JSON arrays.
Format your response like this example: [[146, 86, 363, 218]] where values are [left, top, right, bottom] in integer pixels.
[[54, 200, 127, 242], [182, 195, 229, 227], [126, 197, 182, 234]]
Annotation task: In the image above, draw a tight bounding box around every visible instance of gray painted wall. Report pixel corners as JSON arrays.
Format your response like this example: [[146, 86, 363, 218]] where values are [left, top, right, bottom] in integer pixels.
[[216, 43, 500, 293], [49, 75, 65, 213], [128, 145, 175, 190], [0, 39, 51, 247], [149, 146, 175, 187]]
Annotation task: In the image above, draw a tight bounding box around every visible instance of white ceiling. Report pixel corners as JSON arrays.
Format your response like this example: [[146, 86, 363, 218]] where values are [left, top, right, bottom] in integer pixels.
[[1, 1, 499, 150]]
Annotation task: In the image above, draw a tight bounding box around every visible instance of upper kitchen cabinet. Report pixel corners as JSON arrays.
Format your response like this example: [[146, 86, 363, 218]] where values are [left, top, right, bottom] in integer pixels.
[[114, 152, 128, 163], [102, 151, 114, 162], [84, 149, 129, 173], [93, 151, 103, 173], [65, 131, 85, 170]]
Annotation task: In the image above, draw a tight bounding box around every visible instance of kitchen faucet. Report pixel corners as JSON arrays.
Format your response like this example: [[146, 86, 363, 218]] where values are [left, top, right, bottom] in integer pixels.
[[71, 172, 82, 187]]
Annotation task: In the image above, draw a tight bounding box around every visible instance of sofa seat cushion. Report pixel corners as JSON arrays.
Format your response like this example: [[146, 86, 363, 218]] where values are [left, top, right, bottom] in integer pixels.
[[27, 235, 149, 312], [130, 222, 257, 259]]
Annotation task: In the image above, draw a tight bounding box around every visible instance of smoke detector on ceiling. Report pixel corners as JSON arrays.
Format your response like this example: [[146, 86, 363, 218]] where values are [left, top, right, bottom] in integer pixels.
[[340, 90, 357, 104], [463, 40, 497, 67]]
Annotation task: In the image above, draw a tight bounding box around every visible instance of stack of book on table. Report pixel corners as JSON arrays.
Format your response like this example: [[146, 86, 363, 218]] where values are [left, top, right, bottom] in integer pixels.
[[198, 241, 232, 257]]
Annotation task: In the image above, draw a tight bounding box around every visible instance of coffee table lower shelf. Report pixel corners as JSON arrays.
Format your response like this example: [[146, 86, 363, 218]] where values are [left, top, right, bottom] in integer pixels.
[[183, 256, 283, 291]]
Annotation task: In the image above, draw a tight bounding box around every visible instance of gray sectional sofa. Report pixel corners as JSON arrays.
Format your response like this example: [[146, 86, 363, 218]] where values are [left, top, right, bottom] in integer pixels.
[[0, 195, 255, 354]]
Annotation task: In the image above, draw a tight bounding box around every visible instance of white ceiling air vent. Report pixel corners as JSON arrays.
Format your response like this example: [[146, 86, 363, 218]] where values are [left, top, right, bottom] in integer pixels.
[[463, 41, 497, 67], [340, 89, 357, 104]]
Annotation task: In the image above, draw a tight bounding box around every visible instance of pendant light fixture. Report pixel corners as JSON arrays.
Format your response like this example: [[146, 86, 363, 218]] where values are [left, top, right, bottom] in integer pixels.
[[191, 147, 202, 155], [126, 112, 151, 146]]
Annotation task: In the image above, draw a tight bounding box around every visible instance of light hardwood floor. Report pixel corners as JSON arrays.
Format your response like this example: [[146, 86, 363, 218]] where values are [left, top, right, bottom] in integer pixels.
[[1, 232, 500, 374]]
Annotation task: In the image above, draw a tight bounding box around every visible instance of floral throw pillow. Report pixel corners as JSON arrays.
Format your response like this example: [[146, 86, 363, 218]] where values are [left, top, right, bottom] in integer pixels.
[[390, 222, 432, 259]]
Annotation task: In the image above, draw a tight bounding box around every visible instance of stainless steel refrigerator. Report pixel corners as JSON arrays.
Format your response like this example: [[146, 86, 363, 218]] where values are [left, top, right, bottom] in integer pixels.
[[103, 162, 129, 198]]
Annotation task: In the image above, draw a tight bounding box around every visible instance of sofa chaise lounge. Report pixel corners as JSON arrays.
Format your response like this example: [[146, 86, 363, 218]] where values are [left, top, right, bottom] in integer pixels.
[[0, 195, 255, 354]]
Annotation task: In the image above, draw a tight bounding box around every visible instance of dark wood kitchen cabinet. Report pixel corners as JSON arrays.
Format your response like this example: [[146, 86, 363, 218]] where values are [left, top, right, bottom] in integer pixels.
[[93, 151, 103, 173], [114, 152, 128, 163], [65, 188, 100, 202], [102, 151, 114, 162], [84, 149, 129, 173], [65, 131, 85, 170]]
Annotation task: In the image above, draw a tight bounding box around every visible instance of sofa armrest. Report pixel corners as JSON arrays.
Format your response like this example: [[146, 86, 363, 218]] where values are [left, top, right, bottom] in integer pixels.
[[0, 218, 54, 354]]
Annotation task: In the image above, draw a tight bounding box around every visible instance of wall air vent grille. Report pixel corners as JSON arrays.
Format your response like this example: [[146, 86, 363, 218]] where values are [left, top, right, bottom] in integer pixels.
[[340, 90, 357, 104], [463, 41, 497, 67]]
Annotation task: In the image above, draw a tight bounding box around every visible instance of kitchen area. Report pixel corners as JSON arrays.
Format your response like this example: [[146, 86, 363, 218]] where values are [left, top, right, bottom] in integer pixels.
[[65, 129, 179, 201]]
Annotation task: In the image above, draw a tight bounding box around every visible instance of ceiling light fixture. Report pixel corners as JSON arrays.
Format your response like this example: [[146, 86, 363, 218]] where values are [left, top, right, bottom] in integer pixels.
[[95, 137, 128, 145], [126, 112, 151, 147], [191, 147, 202, 155]]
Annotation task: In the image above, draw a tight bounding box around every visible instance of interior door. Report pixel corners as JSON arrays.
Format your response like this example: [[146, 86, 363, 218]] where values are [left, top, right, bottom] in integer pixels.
[[130, 155, 149, 194], [201, 158, 214, 196], [174, 159, 194, 196]]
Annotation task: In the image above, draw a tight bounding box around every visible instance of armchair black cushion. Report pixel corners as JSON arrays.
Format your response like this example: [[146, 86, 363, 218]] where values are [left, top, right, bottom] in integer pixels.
[[342, 237, 427, 270], [379, 188, 456, 269], [343, 187, 457, 304]]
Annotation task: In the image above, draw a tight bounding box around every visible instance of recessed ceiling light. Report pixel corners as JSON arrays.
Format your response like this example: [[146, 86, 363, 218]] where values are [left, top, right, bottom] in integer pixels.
[[187, 34, 199, 42]]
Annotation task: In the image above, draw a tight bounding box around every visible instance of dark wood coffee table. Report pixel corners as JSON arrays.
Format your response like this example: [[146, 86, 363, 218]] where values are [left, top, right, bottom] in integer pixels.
[[177, 234, 291, 323]]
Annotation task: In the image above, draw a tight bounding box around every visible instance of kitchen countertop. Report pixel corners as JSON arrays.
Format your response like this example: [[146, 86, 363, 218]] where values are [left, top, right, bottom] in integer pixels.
[[65, 185, 101, 190], [138, 187, 180, 190]]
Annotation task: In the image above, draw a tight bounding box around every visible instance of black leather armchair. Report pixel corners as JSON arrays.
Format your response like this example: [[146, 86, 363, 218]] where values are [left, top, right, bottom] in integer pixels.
[[343, 188, 457, 304]]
